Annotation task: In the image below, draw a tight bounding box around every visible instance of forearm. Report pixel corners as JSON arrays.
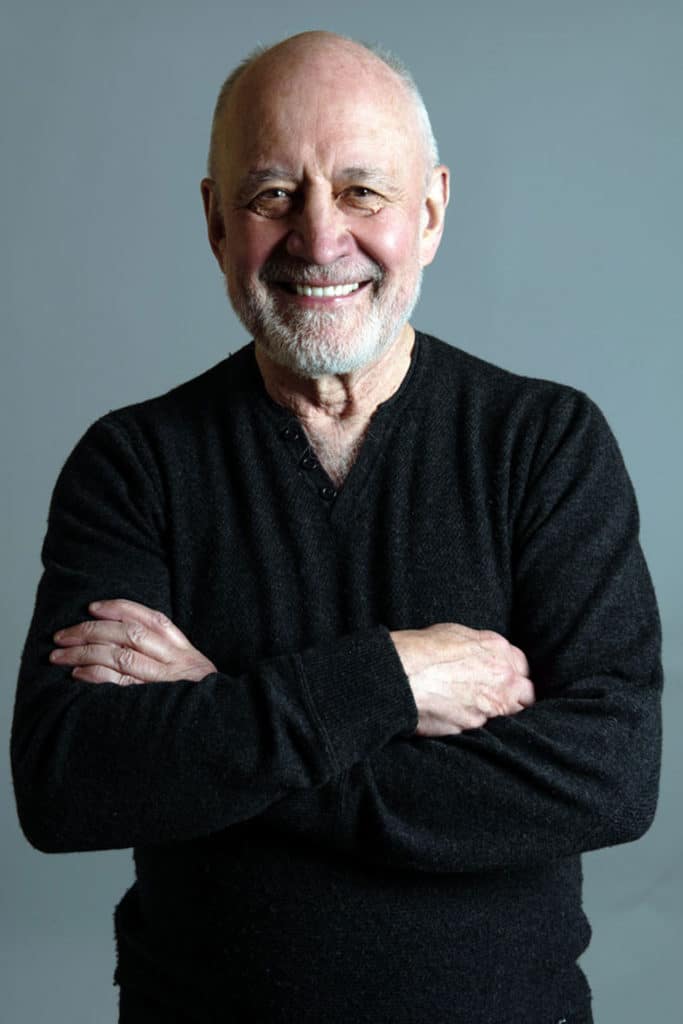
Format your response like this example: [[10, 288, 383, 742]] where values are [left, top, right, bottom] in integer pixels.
[[259, 396, 664, 872], [334, 676, 661, 872], [255, 661, 661, 873], [12, 622, 416, 853]]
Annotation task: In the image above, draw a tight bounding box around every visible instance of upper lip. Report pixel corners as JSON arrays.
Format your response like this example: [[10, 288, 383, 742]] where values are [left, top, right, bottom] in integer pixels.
[[278, 278, 368, 286], [281, 279, 365, 286]]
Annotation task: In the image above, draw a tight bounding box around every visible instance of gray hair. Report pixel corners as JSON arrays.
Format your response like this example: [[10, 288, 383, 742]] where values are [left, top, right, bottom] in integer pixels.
[[206, 36, 440, 182]]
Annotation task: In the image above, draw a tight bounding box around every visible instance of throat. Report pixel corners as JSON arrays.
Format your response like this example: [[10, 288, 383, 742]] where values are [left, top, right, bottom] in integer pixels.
[[301, 423, 368, 488]]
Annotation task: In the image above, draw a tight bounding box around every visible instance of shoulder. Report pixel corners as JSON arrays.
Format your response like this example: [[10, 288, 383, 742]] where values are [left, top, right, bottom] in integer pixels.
[[416, 331, 580, 404], [412, 331, 628, 506], [53, 343, 258, 499], [103, 342, 258, 435], [70, 343, 258, 456], [414, 330, 610, 445]]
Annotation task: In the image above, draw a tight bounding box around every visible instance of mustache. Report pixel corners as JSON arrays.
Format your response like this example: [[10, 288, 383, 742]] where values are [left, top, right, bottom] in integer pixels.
[[260, 258, 383, 286]]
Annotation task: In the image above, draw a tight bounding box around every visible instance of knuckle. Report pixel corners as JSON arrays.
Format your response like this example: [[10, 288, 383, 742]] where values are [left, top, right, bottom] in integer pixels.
[[490, 695, 507, 718], [151, 610, 171, 631], [478, 629, 499, 643], [466, 709, 488, 730], [85, 665, 108, 683], [479, 691, 504, 718], [500, 663, 517, 687], [81, 619, 98, 640], [511, 647, 529, 675], [126, 622, 147, 647], [117, 646, 137, 672], [490, 632, 510, 653]]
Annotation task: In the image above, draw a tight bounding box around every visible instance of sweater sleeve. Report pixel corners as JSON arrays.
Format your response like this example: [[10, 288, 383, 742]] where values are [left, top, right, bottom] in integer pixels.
[[258, 392, 663, 872], [10, 418, 417, 854]]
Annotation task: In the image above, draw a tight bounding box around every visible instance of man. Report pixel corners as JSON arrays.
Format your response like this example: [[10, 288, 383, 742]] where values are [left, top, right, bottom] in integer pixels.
[[12, 31, 661, 1024]]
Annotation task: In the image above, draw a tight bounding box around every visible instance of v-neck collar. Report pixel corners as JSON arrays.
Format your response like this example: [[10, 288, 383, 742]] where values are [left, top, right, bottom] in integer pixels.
[[254, 333, 425, 522]]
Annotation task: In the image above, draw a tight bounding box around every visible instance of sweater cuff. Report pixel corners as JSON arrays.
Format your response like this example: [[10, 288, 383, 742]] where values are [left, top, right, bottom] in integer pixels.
[[297, 626, 418, 771]]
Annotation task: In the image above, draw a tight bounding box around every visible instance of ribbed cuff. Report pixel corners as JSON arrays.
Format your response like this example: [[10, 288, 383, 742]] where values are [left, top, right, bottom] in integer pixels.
[[296, 626, 418, 771]]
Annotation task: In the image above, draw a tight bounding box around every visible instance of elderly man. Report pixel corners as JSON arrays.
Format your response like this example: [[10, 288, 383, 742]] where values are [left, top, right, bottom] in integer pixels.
[[12, 30, 661, 1024]]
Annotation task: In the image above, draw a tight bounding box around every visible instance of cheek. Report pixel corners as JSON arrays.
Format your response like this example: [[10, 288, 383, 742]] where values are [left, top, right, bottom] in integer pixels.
[[223, 215, 287, 279], [355, 212, 422, 273]]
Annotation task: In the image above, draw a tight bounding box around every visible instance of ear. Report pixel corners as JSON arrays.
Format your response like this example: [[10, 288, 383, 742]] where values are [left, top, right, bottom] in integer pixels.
[[419, 165, 450, 267], [200, 178, 227, 268]]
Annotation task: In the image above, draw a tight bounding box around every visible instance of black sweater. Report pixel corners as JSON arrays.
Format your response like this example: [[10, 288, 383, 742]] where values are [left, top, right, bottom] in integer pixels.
[[12, 334, 662, 1023]]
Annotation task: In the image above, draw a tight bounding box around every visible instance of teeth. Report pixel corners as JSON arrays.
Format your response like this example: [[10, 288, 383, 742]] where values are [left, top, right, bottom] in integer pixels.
[[294, 282, 360, 297]]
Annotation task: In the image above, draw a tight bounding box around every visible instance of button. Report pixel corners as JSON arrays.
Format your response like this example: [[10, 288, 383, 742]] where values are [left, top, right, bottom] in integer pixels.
[[280, 425, 300, 441], [320, 486, 337, 501], [300, 454, 318, 470]]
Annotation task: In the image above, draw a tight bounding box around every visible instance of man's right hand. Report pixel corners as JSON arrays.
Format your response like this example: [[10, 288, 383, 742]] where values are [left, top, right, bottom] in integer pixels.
[[390, 624, 535, 737]]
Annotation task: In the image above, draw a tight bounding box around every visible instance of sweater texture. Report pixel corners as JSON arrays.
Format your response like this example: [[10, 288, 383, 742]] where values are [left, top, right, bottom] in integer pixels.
[[12, 333, 662, 1023]]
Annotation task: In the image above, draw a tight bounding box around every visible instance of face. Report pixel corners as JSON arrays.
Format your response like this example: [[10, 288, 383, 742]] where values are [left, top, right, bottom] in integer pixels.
[[203, 42, 448, 377]]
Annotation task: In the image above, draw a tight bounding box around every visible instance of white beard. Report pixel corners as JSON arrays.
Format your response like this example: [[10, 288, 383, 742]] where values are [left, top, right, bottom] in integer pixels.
[[227, 266, 423, 378]]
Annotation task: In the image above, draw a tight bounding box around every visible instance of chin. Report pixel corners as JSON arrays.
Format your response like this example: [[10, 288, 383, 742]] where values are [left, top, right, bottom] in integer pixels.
[[230, 275, 422, 379], [256, 314, 401, 378]]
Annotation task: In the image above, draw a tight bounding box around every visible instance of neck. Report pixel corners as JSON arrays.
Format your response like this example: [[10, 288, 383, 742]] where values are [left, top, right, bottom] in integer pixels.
[[255, 325, 415, 486]]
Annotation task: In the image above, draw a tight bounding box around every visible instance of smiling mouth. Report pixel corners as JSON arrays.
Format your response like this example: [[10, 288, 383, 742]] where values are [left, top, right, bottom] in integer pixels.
[[275, 281, 368, 298]]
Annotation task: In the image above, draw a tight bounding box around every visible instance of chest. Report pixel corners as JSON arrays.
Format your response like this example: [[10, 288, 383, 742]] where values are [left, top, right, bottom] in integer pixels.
[[162, 404, 515, 670]]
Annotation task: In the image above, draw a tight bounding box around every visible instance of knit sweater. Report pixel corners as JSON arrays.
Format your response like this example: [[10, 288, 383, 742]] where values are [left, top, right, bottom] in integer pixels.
[[12, 333, 662, 1023]]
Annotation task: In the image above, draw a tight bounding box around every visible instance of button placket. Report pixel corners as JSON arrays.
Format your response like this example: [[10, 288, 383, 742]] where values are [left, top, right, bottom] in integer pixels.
[[278, 420, 338, 506], [279, 424, 301, 443]]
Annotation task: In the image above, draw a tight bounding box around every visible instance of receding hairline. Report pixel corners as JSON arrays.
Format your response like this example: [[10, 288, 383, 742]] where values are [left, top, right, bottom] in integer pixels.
[[206, 33, 440, 182]]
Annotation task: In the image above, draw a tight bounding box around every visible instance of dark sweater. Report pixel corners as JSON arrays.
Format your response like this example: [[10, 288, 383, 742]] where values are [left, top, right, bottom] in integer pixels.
[[12, 334, 662, 1023]]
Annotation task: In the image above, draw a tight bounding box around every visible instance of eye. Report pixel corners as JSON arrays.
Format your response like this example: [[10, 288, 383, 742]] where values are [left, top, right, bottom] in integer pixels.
[[342, 186, 384, 213], [247, 188, 294, 218], [346, 186, 376, 200]]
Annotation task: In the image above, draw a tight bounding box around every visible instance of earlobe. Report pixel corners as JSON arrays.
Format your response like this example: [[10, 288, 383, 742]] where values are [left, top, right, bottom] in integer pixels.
[[420, 165, 450, 267], [200, 178, 227, 266]]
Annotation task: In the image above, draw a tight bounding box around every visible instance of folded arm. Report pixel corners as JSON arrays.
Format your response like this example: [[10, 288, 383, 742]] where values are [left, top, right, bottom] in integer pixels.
[[259, 393, 663, 872], [12, 395, 662, 871], [10, 419, 418, 853]]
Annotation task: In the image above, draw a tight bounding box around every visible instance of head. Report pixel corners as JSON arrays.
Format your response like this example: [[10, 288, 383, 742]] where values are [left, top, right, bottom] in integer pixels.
[[201, 31, 449, 378]]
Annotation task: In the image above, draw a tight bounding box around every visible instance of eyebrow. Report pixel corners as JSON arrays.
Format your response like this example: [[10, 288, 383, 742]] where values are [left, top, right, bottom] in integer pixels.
[[338, 167, 396, 190], [236, 167, 295, 192], [233, 168, 296, 202], [243, 167, 296, 185], [236, 165, 398, 198]]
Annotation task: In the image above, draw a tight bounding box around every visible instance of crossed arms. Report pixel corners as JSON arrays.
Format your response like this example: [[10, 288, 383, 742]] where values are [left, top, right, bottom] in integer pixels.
[[11, 394, 663, 871], [48, 601, 534, 734]]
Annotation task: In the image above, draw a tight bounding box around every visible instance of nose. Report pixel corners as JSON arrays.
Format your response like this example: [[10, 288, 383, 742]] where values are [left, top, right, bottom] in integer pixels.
[[285, 190, 354, 265]]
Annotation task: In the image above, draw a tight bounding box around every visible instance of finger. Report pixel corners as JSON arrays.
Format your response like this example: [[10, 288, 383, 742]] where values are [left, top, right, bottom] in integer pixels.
[[509, 644, 530, 677], [514, 677, 536, 708], [88, 599, 190, 648], [50, 642, 166, 682], [54, 619, 178, 663], [71, 664, 144, 686]]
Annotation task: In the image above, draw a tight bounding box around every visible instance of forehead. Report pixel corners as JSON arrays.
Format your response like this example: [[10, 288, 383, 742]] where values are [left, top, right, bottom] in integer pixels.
[[219, 47, 423, 183]]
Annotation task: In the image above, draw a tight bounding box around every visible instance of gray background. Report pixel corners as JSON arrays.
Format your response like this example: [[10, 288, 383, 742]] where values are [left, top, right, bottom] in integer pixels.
[[2, 1, 681, 1020]]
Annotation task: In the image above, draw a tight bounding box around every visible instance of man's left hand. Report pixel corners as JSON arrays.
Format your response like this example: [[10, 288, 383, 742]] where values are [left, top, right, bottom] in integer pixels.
[[49, 598, 217, 686]]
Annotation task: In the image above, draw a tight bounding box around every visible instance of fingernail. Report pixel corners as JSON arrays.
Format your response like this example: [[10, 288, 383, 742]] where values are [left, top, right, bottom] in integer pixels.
[[90, 601, 101, 611], [49, 649, 63, 661], [53, 630, 64, 641]]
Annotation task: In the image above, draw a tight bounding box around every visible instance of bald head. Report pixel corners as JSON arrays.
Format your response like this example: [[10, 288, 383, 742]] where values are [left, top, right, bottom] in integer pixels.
[[207, 32, 438, 185]]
